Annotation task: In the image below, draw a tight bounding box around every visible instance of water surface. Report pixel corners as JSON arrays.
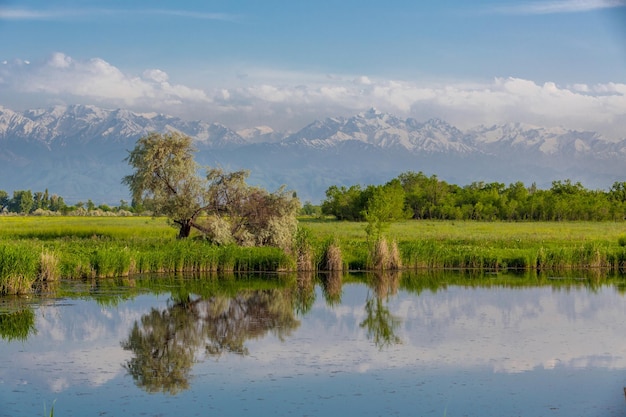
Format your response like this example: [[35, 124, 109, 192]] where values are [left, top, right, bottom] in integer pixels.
[[1, 272, 625, 416]]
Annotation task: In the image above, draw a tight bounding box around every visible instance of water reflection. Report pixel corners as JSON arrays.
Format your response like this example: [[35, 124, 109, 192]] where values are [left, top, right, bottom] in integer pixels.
[[0, 307, 36, 342], [121, 289, 300, 394], [360, 272, 402, 350], [1, 271, 626, 417], [320, 271, 343, 305]]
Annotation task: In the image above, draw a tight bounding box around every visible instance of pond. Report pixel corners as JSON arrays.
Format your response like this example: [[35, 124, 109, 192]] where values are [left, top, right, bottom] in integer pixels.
[[1, 271, 625, 417]]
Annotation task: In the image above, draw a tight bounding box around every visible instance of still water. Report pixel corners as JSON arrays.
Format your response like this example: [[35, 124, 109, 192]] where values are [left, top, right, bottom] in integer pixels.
[[1, 272, 625, 417]]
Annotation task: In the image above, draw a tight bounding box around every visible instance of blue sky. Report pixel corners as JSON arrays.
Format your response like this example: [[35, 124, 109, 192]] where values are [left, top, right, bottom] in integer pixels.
[[1, 0, 625, 137]]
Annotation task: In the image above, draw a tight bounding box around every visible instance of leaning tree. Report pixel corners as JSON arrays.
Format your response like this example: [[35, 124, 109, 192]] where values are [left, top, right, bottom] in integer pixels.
[[123, 132, 299, 244]]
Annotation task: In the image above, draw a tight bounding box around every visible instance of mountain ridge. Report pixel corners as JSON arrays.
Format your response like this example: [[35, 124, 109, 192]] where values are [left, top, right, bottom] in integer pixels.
[[0, 104, 624, 204]]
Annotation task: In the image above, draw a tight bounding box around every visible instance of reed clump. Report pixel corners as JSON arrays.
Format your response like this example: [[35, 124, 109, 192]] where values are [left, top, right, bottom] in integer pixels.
[[0, 243, 39, 295], [369, 237, 402, 270], [320, 238, 344, 271], [293, 227, 315, 271], [39, 250, 60, 282]]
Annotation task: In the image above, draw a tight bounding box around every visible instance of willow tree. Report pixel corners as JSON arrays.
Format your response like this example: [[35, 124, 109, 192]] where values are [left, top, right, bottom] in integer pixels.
[[123, 132, 299, 244], [123, 132, 206, 238]]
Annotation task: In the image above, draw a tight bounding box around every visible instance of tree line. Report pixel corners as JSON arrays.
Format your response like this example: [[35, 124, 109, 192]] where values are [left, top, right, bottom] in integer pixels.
[[0, 189, 134, 215], [321, 171, 626, 222]]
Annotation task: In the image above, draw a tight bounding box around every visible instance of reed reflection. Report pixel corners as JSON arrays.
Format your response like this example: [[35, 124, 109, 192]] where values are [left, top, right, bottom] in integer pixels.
[[121, 288, 300, 394], [320, 271, 343, 305], [0, 307, 36, 342], [294, 271, 316, 315]]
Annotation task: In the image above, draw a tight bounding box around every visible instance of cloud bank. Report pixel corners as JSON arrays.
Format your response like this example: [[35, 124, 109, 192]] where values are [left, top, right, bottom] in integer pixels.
[[1, 53, 625, 139]]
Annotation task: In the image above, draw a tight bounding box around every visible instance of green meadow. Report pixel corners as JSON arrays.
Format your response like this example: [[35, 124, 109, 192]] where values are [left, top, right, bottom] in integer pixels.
[[1, 215, 625, 295]]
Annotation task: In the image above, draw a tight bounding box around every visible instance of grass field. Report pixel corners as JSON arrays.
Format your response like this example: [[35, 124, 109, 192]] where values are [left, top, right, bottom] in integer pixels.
[[299, 218, 626, 270], [0, 215, 625, 295]]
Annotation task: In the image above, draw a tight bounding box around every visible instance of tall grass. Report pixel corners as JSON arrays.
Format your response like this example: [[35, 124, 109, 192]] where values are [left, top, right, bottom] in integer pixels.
[[1, 217, 625, 295], [0, 243, 39, 295], [320, 238, 344, 271]]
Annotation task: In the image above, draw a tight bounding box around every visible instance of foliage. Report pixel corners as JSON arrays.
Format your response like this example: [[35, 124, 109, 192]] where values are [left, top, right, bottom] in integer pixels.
[[9, 190, 34, 214], [123, 132, 206, 238], [201, 168, 300, 250], [123, 133, 299, 245], [0, 190, 9, 212], [322, 171, 626, 222]]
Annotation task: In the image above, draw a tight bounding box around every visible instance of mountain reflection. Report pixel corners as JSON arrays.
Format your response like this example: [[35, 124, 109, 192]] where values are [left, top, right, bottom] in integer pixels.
[[121, 289, 300, 394]]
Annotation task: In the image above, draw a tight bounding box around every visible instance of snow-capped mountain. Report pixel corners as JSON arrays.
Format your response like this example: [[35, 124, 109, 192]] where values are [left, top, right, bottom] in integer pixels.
[[466, 122, 619, 157], [0, 104, 246, 148], [285, 108, 474, 153], [0, 104, 625, 204]]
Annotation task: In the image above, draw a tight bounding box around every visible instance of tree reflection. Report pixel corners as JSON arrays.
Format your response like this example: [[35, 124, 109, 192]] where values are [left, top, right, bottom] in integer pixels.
[[122, 289, 300, 394], [360, 272, 402, 350], [0, 308, 36, 342]]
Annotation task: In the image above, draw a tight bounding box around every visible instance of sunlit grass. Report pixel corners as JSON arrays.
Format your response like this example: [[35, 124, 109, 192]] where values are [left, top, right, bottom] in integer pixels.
[[0, 216, 625, 295], [300, 219, 626, 271]]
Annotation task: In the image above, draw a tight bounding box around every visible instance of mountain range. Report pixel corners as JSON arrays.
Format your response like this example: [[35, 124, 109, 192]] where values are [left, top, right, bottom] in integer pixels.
[[0, 104, 624, 204]]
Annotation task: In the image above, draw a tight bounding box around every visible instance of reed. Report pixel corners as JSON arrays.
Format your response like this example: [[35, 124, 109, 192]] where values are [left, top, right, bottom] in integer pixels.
[[39, 250, 60, 282], [320, 238, 344, 271], [293, 227, 315, 271], [369, 237, 390, 270], [0, 243, 39, 295]]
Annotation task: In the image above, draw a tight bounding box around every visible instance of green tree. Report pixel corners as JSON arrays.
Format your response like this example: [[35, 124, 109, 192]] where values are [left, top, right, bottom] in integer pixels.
[[48, 194, 66, 212], [300, 201, 320, 216], [321, 184, 366, 220], [0, 190, 9, 212], [124, 132, 299, 244], [201, 168, 299, 249], [123, 132, 210, 238], [362, 180, 407, 239], [9, 190, 34, 214]]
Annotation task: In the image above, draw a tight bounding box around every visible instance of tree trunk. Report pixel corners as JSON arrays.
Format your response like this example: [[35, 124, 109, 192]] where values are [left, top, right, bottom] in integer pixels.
[[178, 221, 192, 239]]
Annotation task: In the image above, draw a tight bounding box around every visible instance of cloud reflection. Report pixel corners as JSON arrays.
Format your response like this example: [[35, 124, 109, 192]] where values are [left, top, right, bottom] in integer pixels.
[[1, 280, 625, 397]]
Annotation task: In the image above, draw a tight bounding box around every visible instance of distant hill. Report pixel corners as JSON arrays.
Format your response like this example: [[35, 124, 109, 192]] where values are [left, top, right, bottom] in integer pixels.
[[1, 104, 624, 204]]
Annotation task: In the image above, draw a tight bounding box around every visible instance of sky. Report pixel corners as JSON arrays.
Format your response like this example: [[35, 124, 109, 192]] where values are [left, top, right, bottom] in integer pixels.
[[1, 0, 626, 138]]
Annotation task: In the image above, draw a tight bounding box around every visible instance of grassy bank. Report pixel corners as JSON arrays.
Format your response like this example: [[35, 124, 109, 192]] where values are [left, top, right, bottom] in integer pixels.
[[0, 217, 293, 294], [299, 218, 626, 271], [1, 216, 625, 295]]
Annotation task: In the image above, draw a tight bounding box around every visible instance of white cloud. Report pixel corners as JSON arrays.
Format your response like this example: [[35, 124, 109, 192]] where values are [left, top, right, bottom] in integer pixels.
[[143, 69, 169, 83], [0, 53, 210, 111], [0, 7, 240, 22], [1, 53, 626, 139], [491, 0, 626, 15]]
